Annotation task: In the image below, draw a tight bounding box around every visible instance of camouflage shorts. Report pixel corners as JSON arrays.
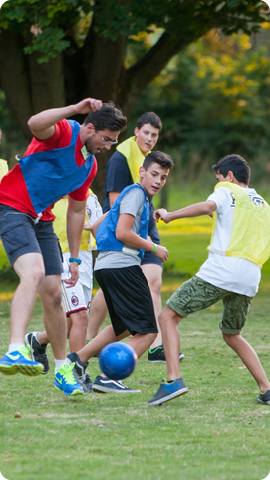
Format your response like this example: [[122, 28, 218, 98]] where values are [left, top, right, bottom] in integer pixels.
[[166, 276, 252, 334]]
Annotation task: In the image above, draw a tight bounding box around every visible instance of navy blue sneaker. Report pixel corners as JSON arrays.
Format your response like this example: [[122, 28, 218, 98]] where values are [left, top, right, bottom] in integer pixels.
[[0, 346, 44, 376], [148, 345, 184, 363], [92, 375, 141, 394], [258, 389, 270, 405], [148, 377, 189, 406]]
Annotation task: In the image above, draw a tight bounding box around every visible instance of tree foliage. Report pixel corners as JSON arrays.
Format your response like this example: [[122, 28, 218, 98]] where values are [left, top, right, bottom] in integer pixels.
[[0, 0, 269, 195], [131, 26, 270, 184]]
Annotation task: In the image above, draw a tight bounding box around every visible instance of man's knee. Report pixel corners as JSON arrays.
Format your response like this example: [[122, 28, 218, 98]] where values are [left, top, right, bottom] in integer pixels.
[[42, 278, 62, 308], [27, 268, 45, 287]]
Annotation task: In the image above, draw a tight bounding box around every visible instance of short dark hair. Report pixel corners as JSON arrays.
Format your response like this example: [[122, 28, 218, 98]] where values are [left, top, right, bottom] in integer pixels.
[[136, 112, 162, 133], [84, 102, 127, 132], [212, 154, 250, 185], [143, 151, 174, 170]]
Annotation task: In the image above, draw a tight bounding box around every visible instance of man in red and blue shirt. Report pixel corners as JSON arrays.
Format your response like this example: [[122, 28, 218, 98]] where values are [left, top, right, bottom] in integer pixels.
[[0, 98, 127, 396]]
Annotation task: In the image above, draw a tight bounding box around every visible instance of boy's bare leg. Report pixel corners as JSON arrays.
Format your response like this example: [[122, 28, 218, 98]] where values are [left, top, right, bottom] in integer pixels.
[[159, 306, 183, 380], [68, 310, 89, 351], [36, 330, 50, 344], [87, 288, 108, 339], [78, 325, 128, 363], [222, 332, 270, 392], [78, 325, 156, 364], [141, 263, 162, 348], [128, 332, 157, 358]]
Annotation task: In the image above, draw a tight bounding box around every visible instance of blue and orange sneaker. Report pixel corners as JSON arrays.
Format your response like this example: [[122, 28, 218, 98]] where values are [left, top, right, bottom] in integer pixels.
[[0, 346, 44, 376], [54, 362, 84, 396], [148, 377, 189, 406]]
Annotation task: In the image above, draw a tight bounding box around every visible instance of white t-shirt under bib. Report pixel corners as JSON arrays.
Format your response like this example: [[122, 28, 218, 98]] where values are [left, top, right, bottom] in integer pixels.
[[196, 186, 263, 297]]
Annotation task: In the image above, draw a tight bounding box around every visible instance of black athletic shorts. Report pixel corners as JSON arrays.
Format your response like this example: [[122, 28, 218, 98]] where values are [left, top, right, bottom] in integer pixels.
[[95, 265, 158, 336], [0, 205, 63, 276]]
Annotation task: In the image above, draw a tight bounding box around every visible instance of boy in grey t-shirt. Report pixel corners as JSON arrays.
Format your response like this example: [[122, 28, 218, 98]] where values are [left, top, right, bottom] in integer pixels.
[[68, 151, 174, 393]]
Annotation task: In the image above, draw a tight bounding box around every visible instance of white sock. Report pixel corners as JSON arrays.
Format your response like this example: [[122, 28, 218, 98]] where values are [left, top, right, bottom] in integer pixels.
[[54, 358, 68, 372], [8, 343, 25, 353]]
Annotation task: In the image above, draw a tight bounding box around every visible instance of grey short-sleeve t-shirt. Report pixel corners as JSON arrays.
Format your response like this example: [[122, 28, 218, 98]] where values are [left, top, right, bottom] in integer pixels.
[[95, 187, 148, 270]]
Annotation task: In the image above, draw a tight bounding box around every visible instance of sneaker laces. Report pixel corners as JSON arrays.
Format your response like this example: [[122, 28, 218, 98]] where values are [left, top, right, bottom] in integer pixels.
[[59, 363, 78, 385], [19, 345, 32, 360]]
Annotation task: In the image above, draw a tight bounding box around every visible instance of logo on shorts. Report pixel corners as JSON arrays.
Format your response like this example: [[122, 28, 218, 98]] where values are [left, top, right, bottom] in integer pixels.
[[71, 295, 79, 306]]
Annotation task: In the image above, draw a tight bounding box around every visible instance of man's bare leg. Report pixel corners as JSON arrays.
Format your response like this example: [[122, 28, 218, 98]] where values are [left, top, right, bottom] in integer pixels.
[[10, 253, 45, 344], [39, 275, 67, 361]]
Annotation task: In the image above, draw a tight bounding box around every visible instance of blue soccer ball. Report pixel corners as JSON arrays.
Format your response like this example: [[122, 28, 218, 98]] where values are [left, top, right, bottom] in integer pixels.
[[99, 342, 138, 380]]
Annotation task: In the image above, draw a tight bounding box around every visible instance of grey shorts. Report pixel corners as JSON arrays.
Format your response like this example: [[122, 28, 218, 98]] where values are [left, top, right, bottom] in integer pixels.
[[0, 205, 63, 276], [166, 276, 252, 334]]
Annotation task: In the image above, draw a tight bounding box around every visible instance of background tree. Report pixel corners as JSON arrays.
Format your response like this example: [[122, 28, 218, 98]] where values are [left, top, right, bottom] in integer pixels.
[[132, 26, 270, 181], [0, 0, 269, 196]]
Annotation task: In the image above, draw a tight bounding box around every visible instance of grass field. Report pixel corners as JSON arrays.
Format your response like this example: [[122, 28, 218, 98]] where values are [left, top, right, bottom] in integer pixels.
[[1, 192, 270, 480]]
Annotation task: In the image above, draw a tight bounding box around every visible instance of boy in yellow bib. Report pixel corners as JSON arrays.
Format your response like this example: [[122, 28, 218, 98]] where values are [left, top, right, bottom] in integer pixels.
[[148, 154, 270, 406]]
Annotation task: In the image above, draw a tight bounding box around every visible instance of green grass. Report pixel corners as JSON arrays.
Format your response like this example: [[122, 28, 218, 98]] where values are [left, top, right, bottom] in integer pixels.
[[1, 291, 270, 480], [1, 186, 270, 480]]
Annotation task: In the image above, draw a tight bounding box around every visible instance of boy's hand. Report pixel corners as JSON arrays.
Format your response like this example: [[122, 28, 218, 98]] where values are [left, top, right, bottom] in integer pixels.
[[154, 245, 169, 263], [64, 262, 79, 287], [83, 221, 92, 231], [154, 208, 169, 223]]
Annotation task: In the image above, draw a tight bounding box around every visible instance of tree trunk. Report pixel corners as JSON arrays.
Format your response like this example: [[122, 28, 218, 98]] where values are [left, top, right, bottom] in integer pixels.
[[82, 26, 127, 102], [0, 31, 33, 141], [28, 52, 65, 114]]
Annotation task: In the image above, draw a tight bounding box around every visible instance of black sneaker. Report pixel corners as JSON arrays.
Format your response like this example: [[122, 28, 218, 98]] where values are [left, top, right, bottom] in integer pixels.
[[24, 332, 50, 374], [258, 389, 270, 405], [148, 377, 189, 406], [148, 345, 184, 363], [92, 375, 141, 394], [83, 372, 93, 394], [67, 352, 91, 393]]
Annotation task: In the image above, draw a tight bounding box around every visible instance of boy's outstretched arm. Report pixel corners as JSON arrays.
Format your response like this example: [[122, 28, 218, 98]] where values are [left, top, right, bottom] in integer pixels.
[[116, 213, 169, 263], [154, 201, 217, 224]]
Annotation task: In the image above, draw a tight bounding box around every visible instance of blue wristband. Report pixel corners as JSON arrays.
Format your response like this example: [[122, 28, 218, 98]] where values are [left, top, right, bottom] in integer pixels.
[[69, 257, 82, 265]]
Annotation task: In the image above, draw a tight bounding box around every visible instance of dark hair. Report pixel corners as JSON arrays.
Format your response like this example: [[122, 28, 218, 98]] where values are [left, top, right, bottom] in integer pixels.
[[84, 102, 127, 132], [136, 112, 162, 132], [212, 154, 250, 185], [143, 151, 174, 170]]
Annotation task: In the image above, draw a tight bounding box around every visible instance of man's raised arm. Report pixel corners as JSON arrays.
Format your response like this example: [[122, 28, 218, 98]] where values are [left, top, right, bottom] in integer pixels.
[[27, 98, 102, 140]]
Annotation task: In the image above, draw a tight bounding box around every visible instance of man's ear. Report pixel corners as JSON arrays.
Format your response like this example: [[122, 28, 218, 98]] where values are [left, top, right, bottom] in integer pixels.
[[134, 127, 139, 137], [86, 123, 95, 134]]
